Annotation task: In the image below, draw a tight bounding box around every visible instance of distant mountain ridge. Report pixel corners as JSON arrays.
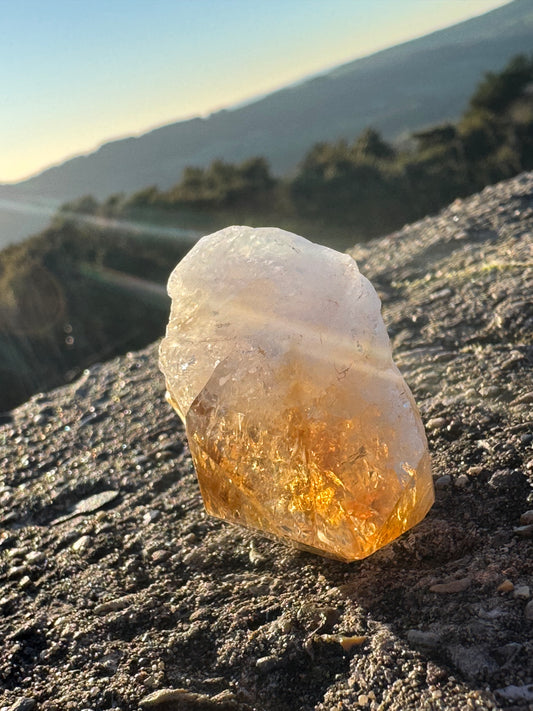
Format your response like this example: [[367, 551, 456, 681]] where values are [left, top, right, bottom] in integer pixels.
[[1, 0, 532, 246]]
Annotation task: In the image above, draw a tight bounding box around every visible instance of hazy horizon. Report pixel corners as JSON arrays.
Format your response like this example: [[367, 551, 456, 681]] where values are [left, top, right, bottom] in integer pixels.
[[2, 0, 511, 184]]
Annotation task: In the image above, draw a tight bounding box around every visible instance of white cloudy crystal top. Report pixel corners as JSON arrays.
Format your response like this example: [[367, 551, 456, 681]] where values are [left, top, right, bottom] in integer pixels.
[[160, 225, 393, 421]]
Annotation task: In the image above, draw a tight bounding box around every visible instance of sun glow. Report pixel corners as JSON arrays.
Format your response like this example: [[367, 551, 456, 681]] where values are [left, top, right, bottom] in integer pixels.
[[0, 0, 512, 183]]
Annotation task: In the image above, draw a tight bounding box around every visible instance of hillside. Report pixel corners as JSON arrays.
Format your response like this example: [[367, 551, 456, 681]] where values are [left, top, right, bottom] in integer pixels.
[[0, 173, 531, 710], [1, 0, 532, 247], [0, 218, 194, 412]]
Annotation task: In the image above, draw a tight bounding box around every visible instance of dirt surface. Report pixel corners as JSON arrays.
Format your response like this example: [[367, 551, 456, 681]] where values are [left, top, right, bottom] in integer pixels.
[[1, 173, 532, 711]]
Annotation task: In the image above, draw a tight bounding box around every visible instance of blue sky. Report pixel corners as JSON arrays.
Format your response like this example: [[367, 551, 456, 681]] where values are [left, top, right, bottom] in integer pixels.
[[1, 0, 510, 182]]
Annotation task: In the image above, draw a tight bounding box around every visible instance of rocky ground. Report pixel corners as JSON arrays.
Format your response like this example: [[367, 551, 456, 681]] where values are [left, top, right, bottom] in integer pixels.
[[0, 173, 532, 711]]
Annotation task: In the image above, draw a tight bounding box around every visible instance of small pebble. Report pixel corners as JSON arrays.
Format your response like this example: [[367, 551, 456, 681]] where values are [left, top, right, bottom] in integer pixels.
[[513, 585, 530, 600], [18, 576, 32, 589], [435, 475, 451, 490], [480, 385, 500, 398], [427, 417, 446, 430], [314, 633, 367, 651], [151, 549, 170, 564], [525, 600, 533, 621], [454, 474, 469, 488], [142, 510, 161, 525], [256, 655, 278, 672], [8, 565, 28, 579], [497, 579, 514, 593], [467, 465, 483, 477], [72, 535, 92, 552], [7, 547, 27, 559], [520, 510, 533, 525], [514, 524, 533, 538], [95, 595, 133, 615], [25, 551, 45, 564], [249, 541, 267, 565]]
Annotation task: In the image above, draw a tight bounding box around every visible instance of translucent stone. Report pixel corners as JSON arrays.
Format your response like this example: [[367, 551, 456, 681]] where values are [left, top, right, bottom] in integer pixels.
[[159, 226, 434, 561]]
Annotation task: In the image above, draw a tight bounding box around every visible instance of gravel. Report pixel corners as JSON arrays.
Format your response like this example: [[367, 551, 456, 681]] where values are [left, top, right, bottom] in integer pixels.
[[1, 172, 532, 710]]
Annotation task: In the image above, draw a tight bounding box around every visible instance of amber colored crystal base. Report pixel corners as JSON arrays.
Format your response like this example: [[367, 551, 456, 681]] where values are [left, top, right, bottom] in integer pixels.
[[183, 355, 433, 562]]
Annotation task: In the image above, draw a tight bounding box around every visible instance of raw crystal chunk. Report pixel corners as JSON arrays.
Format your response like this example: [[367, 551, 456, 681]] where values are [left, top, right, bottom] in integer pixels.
[[159, 226, 434, 561]]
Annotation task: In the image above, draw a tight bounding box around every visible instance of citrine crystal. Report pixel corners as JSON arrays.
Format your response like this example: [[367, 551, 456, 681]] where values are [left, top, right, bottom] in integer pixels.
[[159, 226, 434, 561]]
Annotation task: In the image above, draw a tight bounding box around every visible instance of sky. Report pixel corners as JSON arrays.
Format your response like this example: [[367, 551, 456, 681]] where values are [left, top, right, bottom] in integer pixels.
[[1, 0, 511, 183]]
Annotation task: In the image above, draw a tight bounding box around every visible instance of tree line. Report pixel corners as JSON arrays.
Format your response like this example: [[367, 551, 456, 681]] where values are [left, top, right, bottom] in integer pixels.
[[63, 54, 533, 245]]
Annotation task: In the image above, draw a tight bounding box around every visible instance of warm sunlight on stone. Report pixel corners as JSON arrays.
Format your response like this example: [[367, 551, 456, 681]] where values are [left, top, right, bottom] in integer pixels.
[[159, 226, 434, 561]]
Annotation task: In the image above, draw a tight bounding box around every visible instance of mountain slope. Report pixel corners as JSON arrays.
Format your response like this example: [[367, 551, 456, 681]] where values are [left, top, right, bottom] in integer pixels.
[[1, 0, 531, 247]]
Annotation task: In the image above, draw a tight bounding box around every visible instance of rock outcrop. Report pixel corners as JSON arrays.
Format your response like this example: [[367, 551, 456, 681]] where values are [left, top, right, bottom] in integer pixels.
[[0, 173, 532, 710]]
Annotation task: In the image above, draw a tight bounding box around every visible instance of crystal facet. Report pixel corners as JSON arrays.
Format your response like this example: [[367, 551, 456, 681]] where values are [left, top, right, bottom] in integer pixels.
[[159, 226, 434, 561]]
